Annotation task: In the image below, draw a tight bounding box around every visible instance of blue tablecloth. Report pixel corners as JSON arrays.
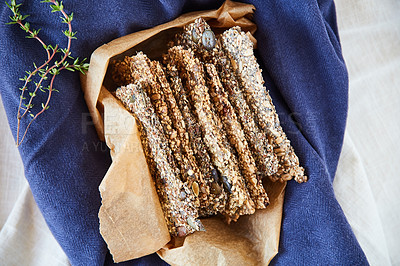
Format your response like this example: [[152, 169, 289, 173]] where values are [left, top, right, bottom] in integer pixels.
[[0, 1, 368, 265]]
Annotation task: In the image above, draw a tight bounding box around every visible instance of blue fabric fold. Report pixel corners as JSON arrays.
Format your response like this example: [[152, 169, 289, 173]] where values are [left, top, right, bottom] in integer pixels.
[[0, 0, 368, 265]]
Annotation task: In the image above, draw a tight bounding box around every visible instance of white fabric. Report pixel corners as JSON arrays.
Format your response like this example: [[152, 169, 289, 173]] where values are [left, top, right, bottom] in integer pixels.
[[0, 101, 26, 229], [334, 134, 392, 265], [0, 96, 69, 265], [0, 0, 399, 265], [334, 0, 400, 265]]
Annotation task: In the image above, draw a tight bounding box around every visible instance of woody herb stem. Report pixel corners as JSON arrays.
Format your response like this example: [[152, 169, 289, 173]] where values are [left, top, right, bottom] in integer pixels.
[[6, 0, 89, 146]]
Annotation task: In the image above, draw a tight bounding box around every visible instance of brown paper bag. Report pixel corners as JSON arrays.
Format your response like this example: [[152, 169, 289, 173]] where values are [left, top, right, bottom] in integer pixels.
[[81, 1, 286, 264]]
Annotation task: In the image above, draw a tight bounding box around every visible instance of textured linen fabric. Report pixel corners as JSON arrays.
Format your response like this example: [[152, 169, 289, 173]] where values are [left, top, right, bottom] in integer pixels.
[[334, 0, 400, 264], [0, 181, 70, 266], [334, 134, 392, 266], [0, 0, 369, 265], [0, 94, 69, 265], [0, 96, 26, 230]]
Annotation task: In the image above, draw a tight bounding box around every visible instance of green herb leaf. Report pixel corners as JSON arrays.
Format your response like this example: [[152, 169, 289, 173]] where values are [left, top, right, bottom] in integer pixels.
[[9, 0, 83, 146], [50, 4, 60, 12]]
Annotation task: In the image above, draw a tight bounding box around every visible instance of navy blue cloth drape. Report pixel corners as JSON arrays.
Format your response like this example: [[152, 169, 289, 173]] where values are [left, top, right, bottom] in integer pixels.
[[0, 1, 368, 265]]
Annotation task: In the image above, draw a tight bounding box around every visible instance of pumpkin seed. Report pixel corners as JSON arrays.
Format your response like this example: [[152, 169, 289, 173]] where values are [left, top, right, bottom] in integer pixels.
[[202, 29, 216, 50], [211, 169, 219, 183], [210, 182, 222, 195], [192, 27, 200, 43], [221, 176, 232, 193]]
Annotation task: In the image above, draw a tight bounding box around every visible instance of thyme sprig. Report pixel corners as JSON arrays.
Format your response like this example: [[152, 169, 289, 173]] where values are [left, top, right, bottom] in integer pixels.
[[5, 0, 89, 146]]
